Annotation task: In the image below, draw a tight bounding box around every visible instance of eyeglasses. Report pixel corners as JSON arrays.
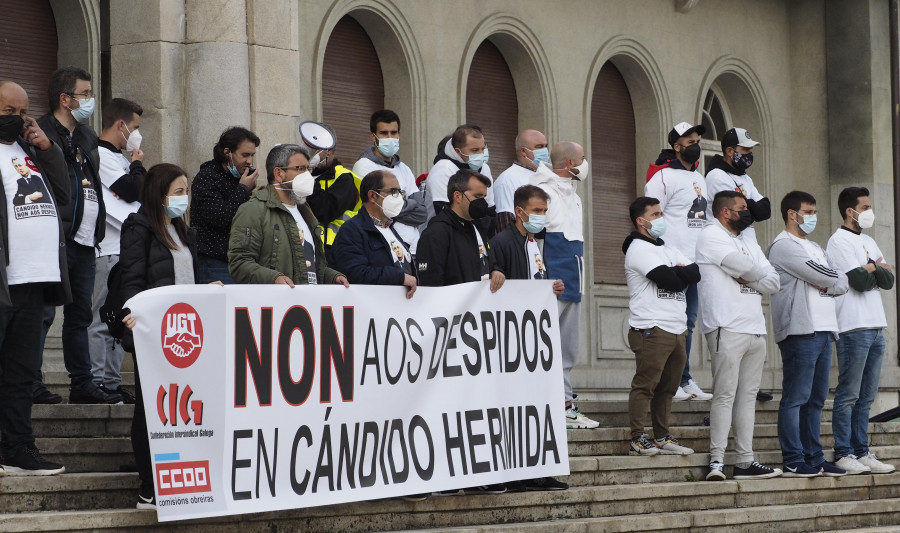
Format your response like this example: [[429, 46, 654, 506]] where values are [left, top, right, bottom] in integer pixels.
[[67, 90, 93, 99], [279, 165, 309, 173], [377, 188, 406, 199]]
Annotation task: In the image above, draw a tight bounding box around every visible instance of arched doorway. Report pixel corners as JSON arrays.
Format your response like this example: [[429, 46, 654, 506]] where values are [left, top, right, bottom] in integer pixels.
[[0, 0, 58, 117], [465, 40, 518, 174]]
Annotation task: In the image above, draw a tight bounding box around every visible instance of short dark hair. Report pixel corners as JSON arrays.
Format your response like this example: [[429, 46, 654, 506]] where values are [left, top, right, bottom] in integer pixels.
[[213, 126, 260, 164], [264, 144, 309, 183], [360, 170, 391, 204], [780, 190, 817, 222], [140, 163, 189, 250], [629, 196, 660, 228], [369, 109, 400, 133], [513, 184, 550, 210], [712, 190, 745, 218], [451, 124, 483, 149], [447, 168, 490, 202], [837, 186, 870, 220], [48, 66, 91, 111], [101, 98, 143, 130]]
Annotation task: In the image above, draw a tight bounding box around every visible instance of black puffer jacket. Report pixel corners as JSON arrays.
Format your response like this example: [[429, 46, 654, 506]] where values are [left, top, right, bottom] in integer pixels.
[[118, 209, 200, 304], [416, 207, 488, 286]]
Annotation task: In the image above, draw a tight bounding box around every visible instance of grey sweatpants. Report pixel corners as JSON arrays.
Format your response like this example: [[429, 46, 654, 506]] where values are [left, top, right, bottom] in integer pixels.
[[88, 254, 126, 388], [558, 300, 580, 403]]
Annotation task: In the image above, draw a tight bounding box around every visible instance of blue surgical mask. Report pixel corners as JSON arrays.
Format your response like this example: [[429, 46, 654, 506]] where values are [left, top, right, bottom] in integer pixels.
[[521, 211, 546, 234], [465, 149, 489, 171], [165, 195, 189, 218], [529, 147, 550, 166], [377, 137, 400, 158], [798, 213, 817, 235], [70, 98, 95, 122], [642, 217, 666, 238], [226, 154, 240, 178]]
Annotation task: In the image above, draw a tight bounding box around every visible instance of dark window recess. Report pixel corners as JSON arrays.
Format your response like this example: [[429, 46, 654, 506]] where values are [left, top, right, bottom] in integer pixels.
[[322, 16, 385, 166], [465, 40, 518, 176], [591, 62, 636, 285], [0, 0, 58, 118]]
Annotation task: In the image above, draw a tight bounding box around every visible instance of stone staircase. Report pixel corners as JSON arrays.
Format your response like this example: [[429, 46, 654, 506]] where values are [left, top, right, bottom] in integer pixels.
[[2, 341, 899, 532]]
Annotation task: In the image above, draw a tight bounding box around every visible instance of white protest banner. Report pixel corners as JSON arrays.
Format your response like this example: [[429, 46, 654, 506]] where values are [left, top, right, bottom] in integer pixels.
[[126, 280, 568, 521]]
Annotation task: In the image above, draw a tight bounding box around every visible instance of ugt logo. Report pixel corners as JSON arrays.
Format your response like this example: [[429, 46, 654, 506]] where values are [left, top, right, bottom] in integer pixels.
[[161, 303, 203, 368]]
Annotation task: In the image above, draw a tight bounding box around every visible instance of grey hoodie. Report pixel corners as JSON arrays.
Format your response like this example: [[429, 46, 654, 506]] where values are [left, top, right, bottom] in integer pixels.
[[766, 230, 849, 343]]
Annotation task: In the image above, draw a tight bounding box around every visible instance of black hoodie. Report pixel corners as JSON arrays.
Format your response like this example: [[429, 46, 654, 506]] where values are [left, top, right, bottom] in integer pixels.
[[705, 154, 771, 222], [621, 231, 700, 292]]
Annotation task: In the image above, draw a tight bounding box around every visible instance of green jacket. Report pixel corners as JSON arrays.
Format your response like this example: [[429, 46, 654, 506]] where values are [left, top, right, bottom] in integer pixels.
[[228, 186, 341, 285]]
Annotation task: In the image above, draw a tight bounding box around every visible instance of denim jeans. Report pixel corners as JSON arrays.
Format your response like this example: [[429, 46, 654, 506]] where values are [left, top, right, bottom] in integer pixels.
[[198, 255, 234, 285], [0, 284, 46, 454], [41, 241, 95, 387], [777, 332, 833, 466], [681, 282, 698, 385], [833, 328, 885, 459]]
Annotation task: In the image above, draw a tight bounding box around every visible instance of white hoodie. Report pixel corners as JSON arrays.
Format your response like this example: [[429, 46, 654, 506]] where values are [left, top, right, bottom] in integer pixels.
[[423, 138, 492, 224]]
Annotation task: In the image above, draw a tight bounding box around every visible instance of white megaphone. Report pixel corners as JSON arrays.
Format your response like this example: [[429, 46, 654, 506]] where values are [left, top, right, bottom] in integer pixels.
[[298, 120, 337, 151]]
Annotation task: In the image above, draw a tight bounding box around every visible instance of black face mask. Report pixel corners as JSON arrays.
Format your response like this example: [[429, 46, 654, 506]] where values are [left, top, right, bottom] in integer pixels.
[[731, 209, 754, 233], [0, 115, 24, 143], [731, 150, 753, 170], [679, 143, 701, 164], [465, 195, 489, 219]]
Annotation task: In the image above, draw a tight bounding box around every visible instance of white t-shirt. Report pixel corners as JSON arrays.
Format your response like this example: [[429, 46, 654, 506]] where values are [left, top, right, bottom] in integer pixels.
[[705, 167, 764, 243], [0, 142, 61, 285], [645, 167, 708, 260], [625, 237, 690, 334], [474, 226, 490, 281], [826, 227, 888, 332], [695, 221, 771, 334], [352, 156, 420, 252], [283, 203, 317, 284], [97, 145, 141, 256], [526, 237, 546, 279], [796, 235, 838, 332], [494, 164, 535, 214], [374, 224, 413, 275], [71, 145, 100, 247]]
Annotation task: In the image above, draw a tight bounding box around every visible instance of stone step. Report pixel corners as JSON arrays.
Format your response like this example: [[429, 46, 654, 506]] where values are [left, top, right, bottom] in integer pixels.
[[1, 475, 899, 530], [575, 399, 832, 427], [565, 422, 900, 456], [35, 437, 134, 473], [42, 371, 136, 398], [32, 404, 133, 438]]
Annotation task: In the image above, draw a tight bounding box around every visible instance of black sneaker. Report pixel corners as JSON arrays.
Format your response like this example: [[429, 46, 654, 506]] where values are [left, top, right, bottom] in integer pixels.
[[137, 485, 156, 509], [69, 382, 122, 404], [524, 477, 569, 491], [504, 479, 527, 492], [756, 391, 774, 402], [33, 387, 62, 404], [733, 461, 782, 479], [463, 483, 507, 494], [2, 445, 65, 475], [102, 385, 135, 405], [706, 461, 726, 481], [817, 461, 847, 477]]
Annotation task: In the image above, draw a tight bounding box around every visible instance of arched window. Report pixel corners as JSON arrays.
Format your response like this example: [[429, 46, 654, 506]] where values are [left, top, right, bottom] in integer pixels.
[[699, 87, 730, 174], [591, 62, 636, 285], [322, 16, 385, 165], [0, 0, 57, 117], [465, 40, 518, 174]]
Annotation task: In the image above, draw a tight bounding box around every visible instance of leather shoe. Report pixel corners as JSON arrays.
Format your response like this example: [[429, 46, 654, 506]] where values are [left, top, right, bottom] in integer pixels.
[[33, 387, 62, 404], [69, 382, 122, 404]]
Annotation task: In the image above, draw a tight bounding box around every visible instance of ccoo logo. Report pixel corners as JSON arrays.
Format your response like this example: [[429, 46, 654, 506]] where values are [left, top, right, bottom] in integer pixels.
[[161, 303, 203, 368]]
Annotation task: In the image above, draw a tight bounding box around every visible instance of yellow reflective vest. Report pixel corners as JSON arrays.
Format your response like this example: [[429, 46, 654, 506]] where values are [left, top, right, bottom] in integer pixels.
[[318, 165, 362, 246]]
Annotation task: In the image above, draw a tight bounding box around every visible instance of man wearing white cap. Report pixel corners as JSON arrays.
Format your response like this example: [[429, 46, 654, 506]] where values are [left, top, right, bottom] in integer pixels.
[[645, 122, 712, 402], [705, 128, 771, 245]]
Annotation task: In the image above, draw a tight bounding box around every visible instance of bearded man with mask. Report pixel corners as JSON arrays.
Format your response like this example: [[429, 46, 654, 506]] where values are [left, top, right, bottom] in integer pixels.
[[695, 191, 781, 481], [417, 168, 492, 286], [36, 66, 117, 405], [645, 122, 713, 402], [330, 170, 417, 298], [228, 144, 348, 289], [530, 141, 599, 429], [705, 128, 770, 244]]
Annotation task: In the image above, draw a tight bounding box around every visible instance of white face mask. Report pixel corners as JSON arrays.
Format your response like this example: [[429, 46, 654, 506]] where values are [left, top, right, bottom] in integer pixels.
[[568, 159, 589, 181], [123, 124, 142, 151], [291, 171, 316, 200], [379, 192, 404, 219], [854, 208, 875, 229]]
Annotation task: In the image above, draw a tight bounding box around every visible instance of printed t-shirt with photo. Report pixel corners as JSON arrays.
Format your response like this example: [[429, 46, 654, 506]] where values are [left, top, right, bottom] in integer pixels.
[[625, 238, 690, 334], [283, 203, 317, 284], [526, 237, 546, 279], [374, 225, 413, 276], [71, 145, 99, 247]]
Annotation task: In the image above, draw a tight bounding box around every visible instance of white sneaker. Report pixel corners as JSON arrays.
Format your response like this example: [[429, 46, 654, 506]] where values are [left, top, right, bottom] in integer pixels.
[[654, 435, 694, 455], [835, 454, 871, 475], [857, 453, 896, 474], [673, 387, 691, 401], [565, 406, 600, 429], [682, 379, 713, 401]]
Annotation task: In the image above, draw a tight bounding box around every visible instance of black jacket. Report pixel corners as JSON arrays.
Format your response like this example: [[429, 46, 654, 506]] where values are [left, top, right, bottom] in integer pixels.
[[416, 208, 488, 286], [0, 137, 71, 307], [190, 160, 253, 260], [489, 224, 533, 280], [98, 140, 145, 203], [118, 209, 200, 304], [331, 209, 411, 285], [37, 113, 105, 245]]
